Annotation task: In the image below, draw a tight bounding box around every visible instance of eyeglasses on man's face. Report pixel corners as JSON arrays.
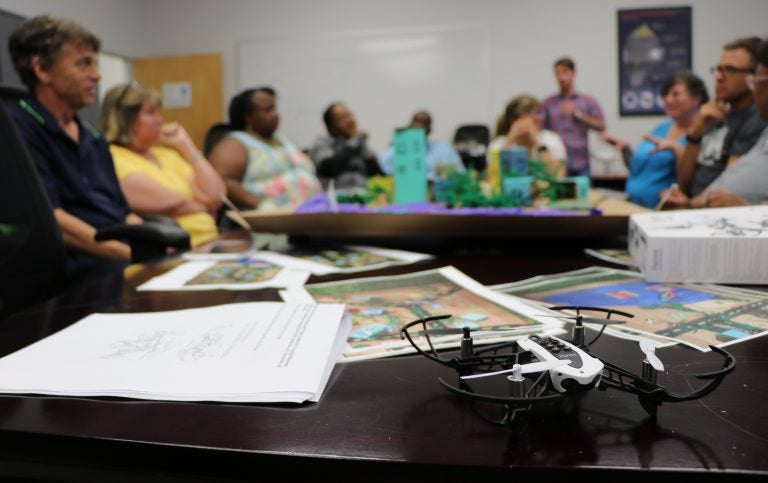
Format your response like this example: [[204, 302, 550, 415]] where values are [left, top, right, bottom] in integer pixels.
[[746, 74, 768, 91], [710, 64, 753, 76]]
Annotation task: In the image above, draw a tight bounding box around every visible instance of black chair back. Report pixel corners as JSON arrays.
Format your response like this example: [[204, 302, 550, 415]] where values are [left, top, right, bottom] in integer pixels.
[[453, 124, 490, 172], [0, 92, 66, 318], [203, 122, 233, 157]]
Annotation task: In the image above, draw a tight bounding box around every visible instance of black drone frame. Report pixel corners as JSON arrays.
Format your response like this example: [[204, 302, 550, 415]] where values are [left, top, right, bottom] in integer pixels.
[[399, 307, 736, 425]]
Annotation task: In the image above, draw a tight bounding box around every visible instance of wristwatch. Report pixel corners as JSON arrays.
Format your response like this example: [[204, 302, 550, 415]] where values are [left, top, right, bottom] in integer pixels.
[[685, 134, 703, 144]]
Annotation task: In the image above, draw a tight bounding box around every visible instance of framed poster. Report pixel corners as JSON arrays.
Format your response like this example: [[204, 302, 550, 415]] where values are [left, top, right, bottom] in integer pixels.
[[618, 6, 692, 116]]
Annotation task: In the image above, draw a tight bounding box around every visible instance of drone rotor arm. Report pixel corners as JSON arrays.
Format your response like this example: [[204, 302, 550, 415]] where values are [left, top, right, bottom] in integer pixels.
[[438, 377, 564, 404], [599, 347, 736, 404]]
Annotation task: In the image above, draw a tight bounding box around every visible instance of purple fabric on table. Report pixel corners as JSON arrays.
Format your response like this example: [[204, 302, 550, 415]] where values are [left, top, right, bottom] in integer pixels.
[[295, 194, 602, 216]]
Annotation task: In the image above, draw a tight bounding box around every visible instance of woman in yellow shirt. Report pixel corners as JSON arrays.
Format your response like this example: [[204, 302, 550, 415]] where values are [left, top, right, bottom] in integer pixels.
[[100, 83, 225, 247]]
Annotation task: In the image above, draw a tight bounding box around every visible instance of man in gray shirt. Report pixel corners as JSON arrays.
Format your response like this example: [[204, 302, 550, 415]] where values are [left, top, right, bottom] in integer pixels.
[[665, 37, 768, 209], [676, 37, 767, 197]]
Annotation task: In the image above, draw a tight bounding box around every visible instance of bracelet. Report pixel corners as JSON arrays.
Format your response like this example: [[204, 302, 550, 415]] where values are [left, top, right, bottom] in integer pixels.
[[685, 134, 703, 144]]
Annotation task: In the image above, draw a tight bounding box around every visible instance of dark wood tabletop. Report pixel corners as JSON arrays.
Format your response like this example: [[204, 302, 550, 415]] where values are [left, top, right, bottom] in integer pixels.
[[0, 235, 765, 482]]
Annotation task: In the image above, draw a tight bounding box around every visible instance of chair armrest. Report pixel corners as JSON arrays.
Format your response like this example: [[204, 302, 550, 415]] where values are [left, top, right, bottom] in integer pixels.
[[95, 222, 191, 262]]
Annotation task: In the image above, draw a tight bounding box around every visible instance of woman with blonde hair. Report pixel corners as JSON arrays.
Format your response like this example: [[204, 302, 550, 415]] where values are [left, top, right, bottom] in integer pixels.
[[100, 82, 225, 246], [489, 94, 567, 177]]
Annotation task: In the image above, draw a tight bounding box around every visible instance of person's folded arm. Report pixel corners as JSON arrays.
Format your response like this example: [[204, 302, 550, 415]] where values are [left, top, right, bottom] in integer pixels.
[[696, 188, 750, 208], [208, 138, 261, 209], [119, 172, 208, 217], [310, 137, 357, 177], [54, 208, 131, 260], [676, 143, 700, 195], [171, 148, 223, 212], [160, 123, 226, 212], [184, 151, 226, 212]]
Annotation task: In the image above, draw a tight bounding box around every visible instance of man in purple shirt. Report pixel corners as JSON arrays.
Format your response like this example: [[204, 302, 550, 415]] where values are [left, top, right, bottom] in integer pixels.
[[542, 57, 606, 176]]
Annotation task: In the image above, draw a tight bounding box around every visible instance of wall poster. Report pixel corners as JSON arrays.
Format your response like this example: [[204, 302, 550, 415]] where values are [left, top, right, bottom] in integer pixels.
[[618, 6, 692, 116]]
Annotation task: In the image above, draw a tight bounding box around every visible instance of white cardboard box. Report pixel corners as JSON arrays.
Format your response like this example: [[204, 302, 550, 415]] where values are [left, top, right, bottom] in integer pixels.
[[628, 206, 768, 283]]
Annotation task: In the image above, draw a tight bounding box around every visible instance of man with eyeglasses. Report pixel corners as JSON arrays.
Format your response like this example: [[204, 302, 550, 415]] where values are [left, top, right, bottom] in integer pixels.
[[7, 15, 141, 282], [672, 36, 767, 200], [662, 37, 768, 209]]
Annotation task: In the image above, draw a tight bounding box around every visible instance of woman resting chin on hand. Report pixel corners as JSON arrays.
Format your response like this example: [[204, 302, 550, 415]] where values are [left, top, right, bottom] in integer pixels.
[[99, 82, 226, 247]]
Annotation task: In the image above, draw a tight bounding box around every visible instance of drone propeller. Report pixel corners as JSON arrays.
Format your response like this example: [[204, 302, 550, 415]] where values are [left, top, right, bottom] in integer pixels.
[[460, 359, 571, 380], [539, 314, 626, 325], [639, 338, 664, 371]]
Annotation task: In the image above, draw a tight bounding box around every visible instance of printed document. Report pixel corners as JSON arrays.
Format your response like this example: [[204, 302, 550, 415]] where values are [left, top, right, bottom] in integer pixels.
[[0, 303, 351, 403]]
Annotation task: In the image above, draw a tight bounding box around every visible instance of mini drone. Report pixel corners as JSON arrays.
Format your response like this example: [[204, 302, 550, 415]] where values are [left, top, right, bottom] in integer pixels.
[[399, 306, 735, 426]]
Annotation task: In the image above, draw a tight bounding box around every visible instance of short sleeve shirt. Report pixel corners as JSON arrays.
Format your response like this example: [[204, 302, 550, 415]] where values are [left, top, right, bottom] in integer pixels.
[[9, 97, 130, 276], [542, 91, 604, 174], [690, 103, 768, 196], [706, 125, 768, 203]]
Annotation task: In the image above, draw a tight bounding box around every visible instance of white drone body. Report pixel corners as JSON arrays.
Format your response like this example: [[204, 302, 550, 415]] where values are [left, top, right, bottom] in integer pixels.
[[518, 335, 604, 393]]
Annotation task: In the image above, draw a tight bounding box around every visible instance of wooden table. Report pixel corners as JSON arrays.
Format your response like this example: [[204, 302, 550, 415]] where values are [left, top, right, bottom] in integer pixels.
[[0, 235, 764, 482]]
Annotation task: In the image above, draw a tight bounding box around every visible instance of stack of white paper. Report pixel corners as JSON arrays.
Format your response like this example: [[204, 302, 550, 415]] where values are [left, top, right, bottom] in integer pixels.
[[0, 303, 351, 403]]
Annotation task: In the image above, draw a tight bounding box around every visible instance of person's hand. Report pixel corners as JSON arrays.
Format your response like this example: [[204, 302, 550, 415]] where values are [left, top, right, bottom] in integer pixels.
[[508, 117, 538, 148], [700, 189, 750, 208], [659, 186, 690, 209], [600, 132, 628, 151], [561, 100, 576, 116], [690, 100, 728, 136], [644, 134, 679, 154], [159, 122, 194, 151]]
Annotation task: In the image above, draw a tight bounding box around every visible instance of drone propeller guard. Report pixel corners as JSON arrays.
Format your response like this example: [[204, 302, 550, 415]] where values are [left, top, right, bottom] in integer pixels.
[[399, 310, 736, 426]]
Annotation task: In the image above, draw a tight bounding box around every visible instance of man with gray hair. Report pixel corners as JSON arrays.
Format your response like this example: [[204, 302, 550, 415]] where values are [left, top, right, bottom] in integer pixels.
[[8, 15, 140, 281]]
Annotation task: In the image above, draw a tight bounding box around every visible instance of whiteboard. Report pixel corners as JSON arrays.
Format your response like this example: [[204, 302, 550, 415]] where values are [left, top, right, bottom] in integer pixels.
[[236, 26, 491, 153]]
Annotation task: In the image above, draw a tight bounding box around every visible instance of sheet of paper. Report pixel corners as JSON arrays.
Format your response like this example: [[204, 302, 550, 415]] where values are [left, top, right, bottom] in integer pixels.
[[492, 266, 768, 351], [583, 248, 638, 269], [282, 266, 565, 361], [0, 303, 351, 403], [184, 245, 433, 275], [137, 260, 309, 291]]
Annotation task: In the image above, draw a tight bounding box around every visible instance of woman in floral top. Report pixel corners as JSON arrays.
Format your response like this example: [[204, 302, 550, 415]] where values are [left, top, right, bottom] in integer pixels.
[[209, 87, 322, 211]]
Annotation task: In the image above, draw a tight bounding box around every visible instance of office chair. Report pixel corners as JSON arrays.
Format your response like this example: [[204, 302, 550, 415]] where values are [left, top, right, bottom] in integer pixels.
[[453, 124, 490, 172], [0, 88, 67, 318], [0, 88, 190, 318], [203, 122, 233, 157]]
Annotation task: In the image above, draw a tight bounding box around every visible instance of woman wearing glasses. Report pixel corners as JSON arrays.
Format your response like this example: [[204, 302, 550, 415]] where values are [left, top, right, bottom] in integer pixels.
[[100, 83, 225, 247]]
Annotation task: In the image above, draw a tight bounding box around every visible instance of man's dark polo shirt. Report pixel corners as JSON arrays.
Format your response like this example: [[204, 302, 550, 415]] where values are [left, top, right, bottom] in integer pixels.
[[8, 97, 129, 279]]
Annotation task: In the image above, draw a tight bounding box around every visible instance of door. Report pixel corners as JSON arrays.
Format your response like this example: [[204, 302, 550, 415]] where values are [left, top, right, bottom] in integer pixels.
[[133, 53, 222, 150]]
